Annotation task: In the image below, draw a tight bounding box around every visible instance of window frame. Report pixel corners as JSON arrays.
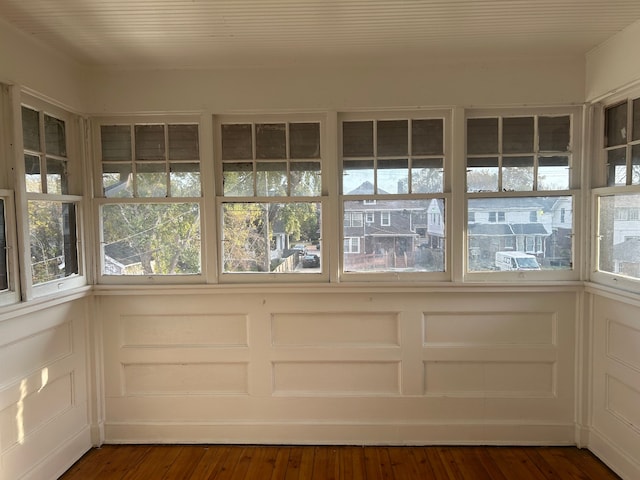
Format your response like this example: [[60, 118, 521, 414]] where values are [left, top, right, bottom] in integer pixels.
[[464, 106, 583, 283], [339, 109, 451, 282], [17, 94, 86, 299], [93, 115, 206, 285], [214, 113, 328, 284], [0, 190, 20, 306], [592, 91, 640, 291]]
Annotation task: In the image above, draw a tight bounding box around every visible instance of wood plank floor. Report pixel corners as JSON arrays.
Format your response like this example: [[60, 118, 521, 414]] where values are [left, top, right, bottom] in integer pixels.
[[59, 445, 621, 479]]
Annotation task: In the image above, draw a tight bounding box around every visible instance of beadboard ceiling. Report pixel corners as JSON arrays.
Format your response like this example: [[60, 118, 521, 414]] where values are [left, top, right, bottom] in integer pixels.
[[1, 0, 640, 69]]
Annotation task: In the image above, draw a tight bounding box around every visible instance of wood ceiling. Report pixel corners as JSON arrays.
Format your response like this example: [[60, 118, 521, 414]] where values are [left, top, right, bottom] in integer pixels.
[[1, 0, 640, 68]]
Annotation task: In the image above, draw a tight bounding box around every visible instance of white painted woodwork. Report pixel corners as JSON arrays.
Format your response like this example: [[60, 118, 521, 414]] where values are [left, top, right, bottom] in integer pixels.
[[0, 0, 639, 69], [0, 298, 92, 480], [98, 289, 578, 445], [589, 292, 640, 480]]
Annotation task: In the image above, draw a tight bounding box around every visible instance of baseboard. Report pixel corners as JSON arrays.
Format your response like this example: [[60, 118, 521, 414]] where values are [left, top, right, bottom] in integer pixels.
[[588, 428, 640, 480], [104, 421, 576, 446]]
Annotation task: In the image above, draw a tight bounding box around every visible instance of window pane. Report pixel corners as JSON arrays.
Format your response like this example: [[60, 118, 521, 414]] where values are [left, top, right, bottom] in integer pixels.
[[343, 159, 374, 194], [343, 121, 373, 157], [22, 107, 40, 152], [0, 200, 7, 291], [378, 159, 408, 194], [221, 124, 253, 160], [502, 156, 533, 191], [607, 147, 627, 186], [25, 154, 41, 193], [412, 158, 443, 193], [467, 118, 498, 155], [101, 125, 131, 161], [467, 157, 498, 192], [538, 156, 569, 190], [28, 201, 78, 285], [102, 203, 201, 275], [222, 202, 321, 273], [539, 116, 570, 151], [223, 162, 254, 196], [44, 114, 66, 157], [103, 163, 133, 197], [412, 119, 443, 155], [467, 196, 572, 272], [343, 199, 444, 273], [377, 120, 408, 156], [46, 158, 68, 194], [256, 124, 286, 159], [168, 124, 199, 160], [135, 125, 165, 160], [632, 145, 640, 185], [136, 163, 167, 197], [170, 162, 201, 197], [291, 161, 321, 196], [634, 99, 640, 142], [256, 162, 287, 196], [502, 117, 534, 154], [605, 102, 628, 147], [290, 123, 320, 159], [598, 193, 640, 280]]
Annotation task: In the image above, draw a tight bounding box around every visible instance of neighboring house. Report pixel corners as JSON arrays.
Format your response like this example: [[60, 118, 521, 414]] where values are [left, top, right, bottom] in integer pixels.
[[104, 241, 143, 275]]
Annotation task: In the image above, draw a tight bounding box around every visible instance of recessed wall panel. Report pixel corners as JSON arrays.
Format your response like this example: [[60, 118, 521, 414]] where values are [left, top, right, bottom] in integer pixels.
[[0, 324, 72, 384], [606, 375, 640, 435], [424, 361, 555, 396], [607, 320, 640, 371], [424, 312, 555, 346], [121, 314, 248, 347], [271, 312, 399, 346], [0, 373, 73, 451], [123, 363, 248, 395], [273, 361, 400, 395]]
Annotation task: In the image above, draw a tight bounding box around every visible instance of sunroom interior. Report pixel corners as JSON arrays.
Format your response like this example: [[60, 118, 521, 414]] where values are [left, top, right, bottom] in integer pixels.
[[1, 1, 640, 479]]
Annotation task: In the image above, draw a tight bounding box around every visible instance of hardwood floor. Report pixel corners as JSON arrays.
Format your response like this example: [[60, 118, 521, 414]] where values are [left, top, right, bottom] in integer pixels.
[[59, 445, 621, 479]]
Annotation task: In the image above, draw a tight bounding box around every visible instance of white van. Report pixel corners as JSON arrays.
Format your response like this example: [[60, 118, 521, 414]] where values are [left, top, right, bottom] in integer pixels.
[[495, 251, 541, 271]]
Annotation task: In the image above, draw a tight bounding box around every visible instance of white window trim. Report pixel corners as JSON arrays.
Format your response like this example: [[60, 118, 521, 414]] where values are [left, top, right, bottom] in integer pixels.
[[464, 106, 583, 283], [16, 93, 87, 300], [339, 109, 452, 283], [93, 114, 207, 285], [213, 112, 329, 284], [0, 190, 20, 306]]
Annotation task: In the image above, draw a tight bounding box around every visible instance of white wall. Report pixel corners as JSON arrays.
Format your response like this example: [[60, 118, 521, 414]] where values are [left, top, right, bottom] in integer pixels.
[[586, 18, 640, 102], [0, 19, 85, 112], [84, 55, 585, 114]]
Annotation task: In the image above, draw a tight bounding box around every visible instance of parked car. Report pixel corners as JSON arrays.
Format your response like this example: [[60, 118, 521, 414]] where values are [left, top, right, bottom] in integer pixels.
[[292, 244, 307, 255], [301, 254, 320, 268]]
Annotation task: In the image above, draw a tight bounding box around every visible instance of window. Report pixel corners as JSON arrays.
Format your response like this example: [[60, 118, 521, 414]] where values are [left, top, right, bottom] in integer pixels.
[[341, 112, 449, 278], [96, 118, 202, 281], [216, 115, 324, 280], [466, 109, 579, 278], [595, 95, 640, 285], [21, 99, 84, 294]]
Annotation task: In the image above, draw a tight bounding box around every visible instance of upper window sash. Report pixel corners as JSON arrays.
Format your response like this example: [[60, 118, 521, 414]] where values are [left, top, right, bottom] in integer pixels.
[[98, 120, 202, 199], [215, 115, 324, 199], [341, 114, 447, 196], [603, 98, 640, 187], [466, 113, 574, 193]]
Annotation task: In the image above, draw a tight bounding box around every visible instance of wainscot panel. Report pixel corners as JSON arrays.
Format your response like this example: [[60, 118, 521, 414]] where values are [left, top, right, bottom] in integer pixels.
[[99, 288, 578, 446]]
